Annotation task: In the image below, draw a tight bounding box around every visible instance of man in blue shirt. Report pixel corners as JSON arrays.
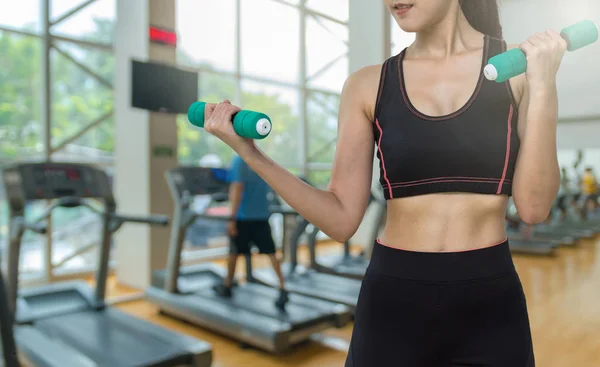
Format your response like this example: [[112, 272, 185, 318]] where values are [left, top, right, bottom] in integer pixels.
[[213, 155, 289, 309]]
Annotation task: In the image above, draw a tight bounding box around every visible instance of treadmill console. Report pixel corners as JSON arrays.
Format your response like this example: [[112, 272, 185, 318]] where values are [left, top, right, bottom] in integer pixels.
[[1, 163, 112, 208], [166, 167, 229, 198]]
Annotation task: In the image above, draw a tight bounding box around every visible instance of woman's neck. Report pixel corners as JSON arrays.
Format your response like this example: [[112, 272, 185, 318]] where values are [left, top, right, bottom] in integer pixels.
[[411, 7, 482, 59]]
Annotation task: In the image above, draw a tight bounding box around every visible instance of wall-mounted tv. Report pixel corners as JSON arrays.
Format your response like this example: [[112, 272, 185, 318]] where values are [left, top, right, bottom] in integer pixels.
[[131, 59, 198, 114]]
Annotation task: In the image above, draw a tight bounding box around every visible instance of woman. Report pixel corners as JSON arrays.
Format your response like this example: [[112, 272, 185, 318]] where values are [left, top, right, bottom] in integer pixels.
[[203, 1, 565, 365]]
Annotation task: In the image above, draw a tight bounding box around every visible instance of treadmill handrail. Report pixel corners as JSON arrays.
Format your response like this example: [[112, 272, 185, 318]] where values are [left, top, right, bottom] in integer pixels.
[[8, 196, 168, 308], [0, 253, 20, 367], [29, 197, 169, 230]]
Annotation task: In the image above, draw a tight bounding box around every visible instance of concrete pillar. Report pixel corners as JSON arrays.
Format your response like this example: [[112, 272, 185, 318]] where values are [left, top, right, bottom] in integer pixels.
[[348, 0, 389, 246], [114, 0, 179, 289]]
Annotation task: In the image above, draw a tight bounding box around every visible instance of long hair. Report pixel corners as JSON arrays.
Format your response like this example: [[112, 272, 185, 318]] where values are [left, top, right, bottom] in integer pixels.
[[460, 0, 503, 39]]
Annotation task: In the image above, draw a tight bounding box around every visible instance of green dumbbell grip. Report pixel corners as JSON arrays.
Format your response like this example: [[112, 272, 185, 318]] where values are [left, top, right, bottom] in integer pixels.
[[561, 20, 599, 51], [484, 48, 527, 84], [484, 20, 599, 83], [187, 101, 272, 139]]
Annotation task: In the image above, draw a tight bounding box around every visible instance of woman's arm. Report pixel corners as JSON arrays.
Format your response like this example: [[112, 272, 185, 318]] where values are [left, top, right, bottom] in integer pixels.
[[510, 30, 567, 224], [204, 66, 380, 242]]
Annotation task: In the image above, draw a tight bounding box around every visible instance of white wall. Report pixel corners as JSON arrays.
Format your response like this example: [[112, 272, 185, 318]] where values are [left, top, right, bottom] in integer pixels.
[[500, 0, 600, 168], [557, 119, 600, 149], [499, 0, 600, 119], [114, 0, 150, 288]]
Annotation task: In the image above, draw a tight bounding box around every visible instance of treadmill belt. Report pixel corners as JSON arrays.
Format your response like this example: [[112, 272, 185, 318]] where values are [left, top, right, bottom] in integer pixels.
[[196, 284, 332, 329], [320, 256, 369, 274], [256, 267, 362, 306], [35, 308, 194, 366], [288, 272, 362, 297]]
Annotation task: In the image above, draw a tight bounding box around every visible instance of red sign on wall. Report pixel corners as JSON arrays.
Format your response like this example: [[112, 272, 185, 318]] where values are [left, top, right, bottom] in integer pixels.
[[149, 26, 177, 47]]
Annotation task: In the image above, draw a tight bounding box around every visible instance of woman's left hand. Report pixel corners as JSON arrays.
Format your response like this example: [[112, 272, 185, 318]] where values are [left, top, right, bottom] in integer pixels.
[[520, 29, 568, 89]]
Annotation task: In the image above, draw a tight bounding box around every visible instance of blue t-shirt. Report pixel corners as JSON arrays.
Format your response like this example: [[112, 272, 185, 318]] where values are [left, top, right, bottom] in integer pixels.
[[229, 155, 271, 221]]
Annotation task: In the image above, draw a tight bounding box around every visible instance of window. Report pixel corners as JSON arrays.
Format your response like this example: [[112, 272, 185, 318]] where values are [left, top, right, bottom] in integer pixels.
[[177, 0, 236, 72], [0, 0, 41, 34], [306, 14, 348, 94], [176, 0, 350, 257], [306, 0, 349, 22], [0, 32, 43, 161], [307, 170, 332, 189], [51, 0, 116, 43], [50, 41, 114, 163], [176, 0, 316, 169], [0, 30, 44, 278], [48, 0, 116, 277], [307, 91, 339, 165], [0, 0, 117, 281], [241, 80, 301, 166], [240, 0, 300, 83]]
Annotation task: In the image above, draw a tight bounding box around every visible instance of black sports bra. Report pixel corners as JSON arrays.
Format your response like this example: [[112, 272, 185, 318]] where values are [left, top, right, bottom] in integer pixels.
[[373, 35, 520, 200]]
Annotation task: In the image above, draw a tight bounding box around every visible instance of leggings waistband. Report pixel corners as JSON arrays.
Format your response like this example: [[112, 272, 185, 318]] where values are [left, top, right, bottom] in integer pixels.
[[369, 239, 515, 282]]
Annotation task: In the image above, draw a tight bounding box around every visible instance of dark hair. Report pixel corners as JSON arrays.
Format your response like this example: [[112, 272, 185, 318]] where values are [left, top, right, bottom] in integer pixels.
[[460, 0, 503, 39]]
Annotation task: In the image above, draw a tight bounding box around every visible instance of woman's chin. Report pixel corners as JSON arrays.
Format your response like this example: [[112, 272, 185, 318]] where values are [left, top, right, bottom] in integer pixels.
[[395, 21, 422, 34]]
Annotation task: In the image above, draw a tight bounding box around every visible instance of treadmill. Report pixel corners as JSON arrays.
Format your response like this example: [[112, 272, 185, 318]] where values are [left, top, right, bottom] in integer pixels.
[[2, 162, 212, 367], [0, 248, 20, 367], [146, 167, 351, 354], [2, 246, 88, 367], [252, 216, 363, 313], [306, 193, 385, 280]]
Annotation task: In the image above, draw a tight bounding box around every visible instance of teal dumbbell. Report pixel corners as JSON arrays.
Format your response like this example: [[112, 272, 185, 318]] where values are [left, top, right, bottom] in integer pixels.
[[484, 20, 599, 83], [187, 101, 272, 139]]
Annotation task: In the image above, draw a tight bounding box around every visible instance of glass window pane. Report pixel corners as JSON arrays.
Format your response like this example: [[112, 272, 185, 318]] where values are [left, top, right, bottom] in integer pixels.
[[307, 170, 331, 189], [306, 0, 349, 23], [50, 44, 114, 161], [241, 0, 299, 83], [306, 15, 348, 93], [178, 72, 238, 166], [0, 32, 43, 160], [0, 0, 40, 33], [17, 202, 48, 278], [51, 205, 102, 274], [307, 91, 339, 164], [177, 0, 236, 72], [390, 14, 415, 56], [52, 0, 116, 43], [51, 120, 114, 164], [52, 0, 84, 19], [241, 80, 300, 166]]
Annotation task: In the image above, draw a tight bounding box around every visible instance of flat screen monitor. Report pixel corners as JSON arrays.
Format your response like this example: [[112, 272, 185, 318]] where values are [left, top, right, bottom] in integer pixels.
[[131, 59, 198, 114]]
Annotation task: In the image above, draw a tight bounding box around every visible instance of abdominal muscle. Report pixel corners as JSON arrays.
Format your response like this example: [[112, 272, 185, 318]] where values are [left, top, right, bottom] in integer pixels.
[[379, 193, 509, 252]]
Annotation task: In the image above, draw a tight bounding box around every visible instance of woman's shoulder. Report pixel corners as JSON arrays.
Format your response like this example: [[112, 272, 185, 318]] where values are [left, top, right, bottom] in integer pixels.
[[340, 63, 388, 121], [349, 63, 385, 84]]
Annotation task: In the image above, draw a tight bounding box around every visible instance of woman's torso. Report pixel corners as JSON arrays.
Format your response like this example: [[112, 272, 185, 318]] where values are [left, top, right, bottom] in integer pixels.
[[365, 34, 523, 252]]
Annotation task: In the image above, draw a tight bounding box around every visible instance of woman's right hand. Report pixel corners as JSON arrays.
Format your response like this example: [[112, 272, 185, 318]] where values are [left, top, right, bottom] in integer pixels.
[[203, 100, 257, 156]]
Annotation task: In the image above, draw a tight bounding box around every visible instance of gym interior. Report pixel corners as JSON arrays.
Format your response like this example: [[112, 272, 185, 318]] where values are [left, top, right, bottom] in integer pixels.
[[1, 0, 599, 366]]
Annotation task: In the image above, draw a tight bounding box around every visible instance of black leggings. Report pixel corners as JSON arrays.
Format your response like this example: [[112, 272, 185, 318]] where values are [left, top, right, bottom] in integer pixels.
[[346, 240, 535, 367]]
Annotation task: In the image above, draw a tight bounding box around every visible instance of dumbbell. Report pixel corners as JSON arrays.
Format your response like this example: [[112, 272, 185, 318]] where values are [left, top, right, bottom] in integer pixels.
[[188, 101, 272, 139], [484, 20, 599, 83]]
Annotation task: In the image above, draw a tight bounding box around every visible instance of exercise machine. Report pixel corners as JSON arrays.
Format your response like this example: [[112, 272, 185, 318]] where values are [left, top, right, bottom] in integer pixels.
[[252, 214, 363, 313], [0, 248, 19, 367], [146, 166, 351, 354], [306, 192, 385, 280], [1, 248, 82, 367], [2, 162, 212, 366]]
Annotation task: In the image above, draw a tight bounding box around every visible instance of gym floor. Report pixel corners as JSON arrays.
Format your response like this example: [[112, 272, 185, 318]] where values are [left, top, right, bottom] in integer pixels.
[[102, 238, 600, 367]]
